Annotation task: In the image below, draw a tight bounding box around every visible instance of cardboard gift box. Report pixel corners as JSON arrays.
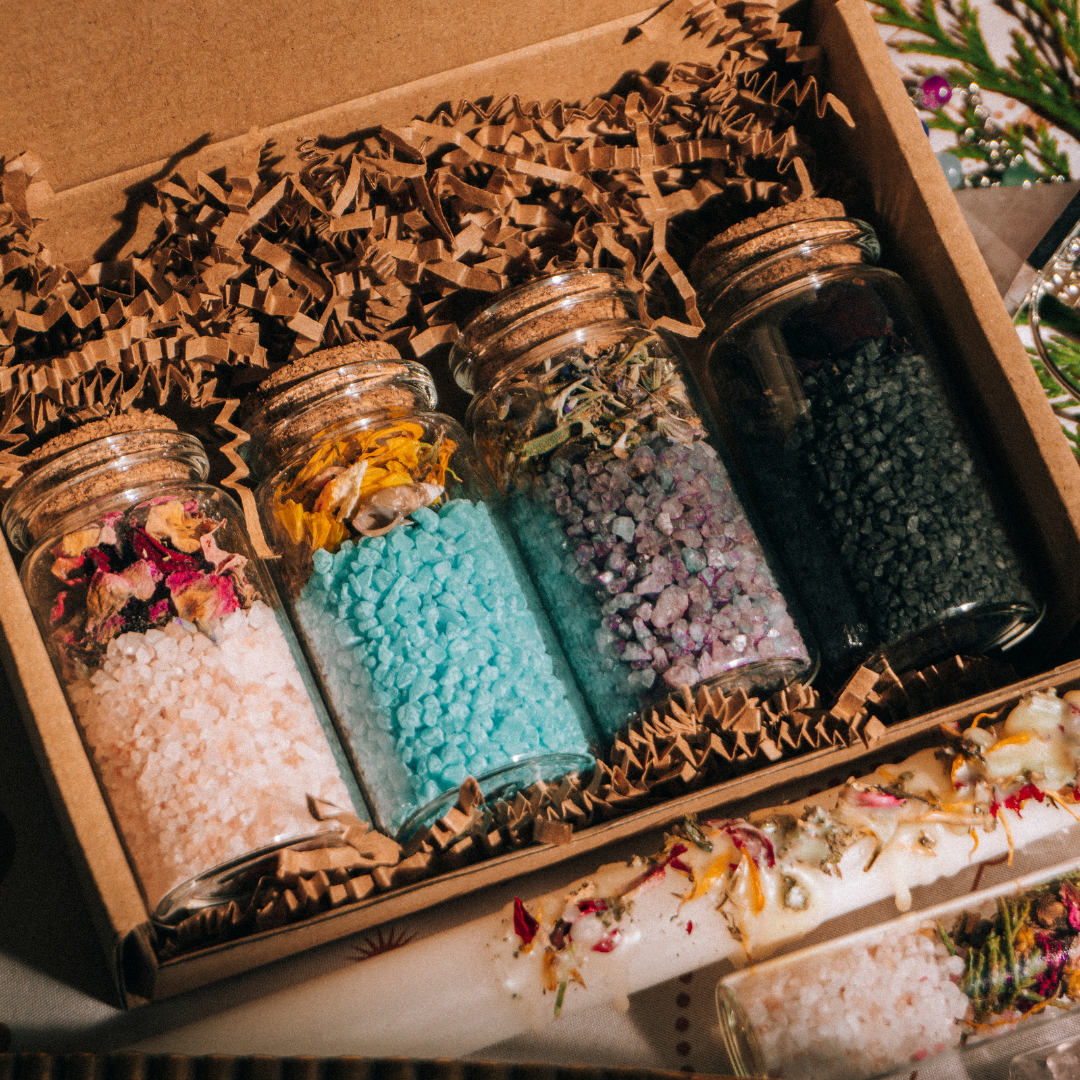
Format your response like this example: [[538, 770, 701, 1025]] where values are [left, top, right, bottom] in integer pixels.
[[4, 0, 1080, 1007]]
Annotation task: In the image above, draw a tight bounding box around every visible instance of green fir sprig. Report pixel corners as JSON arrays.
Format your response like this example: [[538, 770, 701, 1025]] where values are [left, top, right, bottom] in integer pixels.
[[873, 0, 1080, 142], [872, 0, 1075, 182]]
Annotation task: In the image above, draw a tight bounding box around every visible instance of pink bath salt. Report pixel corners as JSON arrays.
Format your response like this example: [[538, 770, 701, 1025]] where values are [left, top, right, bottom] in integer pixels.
[[67, 602, 357, 906], [166, 569, 240, 622]]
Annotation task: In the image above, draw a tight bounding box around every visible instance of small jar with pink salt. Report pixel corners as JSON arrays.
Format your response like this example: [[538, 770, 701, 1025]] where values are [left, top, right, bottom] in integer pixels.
[[449, 268, 814, 740], [2, 414, 365, 914]]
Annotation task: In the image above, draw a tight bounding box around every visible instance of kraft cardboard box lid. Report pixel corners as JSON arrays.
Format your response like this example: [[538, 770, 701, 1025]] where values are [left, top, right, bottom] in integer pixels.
[[5, 0, 652, 195]]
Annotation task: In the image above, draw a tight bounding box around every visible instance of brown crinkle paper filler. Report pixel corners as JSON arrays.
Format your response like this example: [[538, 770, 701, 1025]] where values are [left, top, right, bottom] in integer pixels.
[[0, 0, 851, 500]]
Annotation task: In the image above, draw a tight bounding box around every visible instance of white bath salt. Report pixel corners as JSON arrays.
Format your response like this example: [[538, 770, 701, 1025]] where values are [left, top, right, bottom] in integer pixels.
[[740, 925, 969, 1080], [67, 600, 355, 908]]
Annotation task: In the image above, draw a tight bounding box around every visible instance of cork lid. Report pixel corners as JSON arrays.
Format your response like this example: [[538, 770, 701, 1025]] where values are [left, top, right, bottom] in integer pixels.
[[22, 410, 179, 477], [450, 269, 639, 396], [245, 340, 404, 404], [4, 412, 208, 551], [690, 198, 872, 326]]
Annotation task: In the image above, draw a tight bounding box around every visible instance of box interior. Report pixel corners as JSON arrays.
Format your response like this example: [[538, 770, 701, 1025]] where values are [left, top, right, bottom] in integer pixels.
[[5, 0, 1080, 1006]]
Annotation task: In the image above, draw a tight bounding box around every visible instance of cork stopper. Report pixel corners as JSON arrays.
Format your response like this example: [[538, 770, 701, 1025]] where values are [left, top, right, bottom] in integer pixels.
[[246, 340, 403, 403], [22, 411, 179, 477], [4, 413, 208, 551], [690, 198, 871, 328]]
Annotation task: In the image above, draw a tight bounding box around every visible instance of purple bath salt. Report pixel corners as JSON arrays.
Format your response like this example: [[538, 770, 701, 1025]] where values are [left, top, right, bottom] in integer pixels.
[[509, 432, 810, 738]]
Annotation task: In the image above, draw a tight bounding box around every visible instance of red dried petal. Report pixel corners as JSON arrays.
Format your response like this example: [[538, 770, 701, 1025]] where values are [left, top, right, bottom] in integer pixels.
[[51, 591, 68, 623], [592, 927, 622, 953], [132, 528, 201, 574], [513, 897, 539, 945], [576, 899, 608, 915], [166, 569, 240, 622], [706, 820, 776, 868]]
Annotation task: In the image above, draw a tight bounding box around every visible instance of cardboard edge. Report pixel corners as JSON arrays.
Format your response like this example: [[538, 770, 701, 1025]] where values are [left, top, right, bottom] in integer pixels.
[[8, 0, 1080, 1005], [0, 536, 147, 999]]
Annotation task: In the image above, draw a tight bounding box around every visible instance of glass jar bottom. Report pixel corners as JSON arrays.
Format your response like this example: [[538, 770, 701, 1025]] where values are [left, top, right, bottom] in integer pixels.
[[688, 656, 815, 705], [716, 983, 766, 1077], [396, 751, 596, 840], [152, 830, 348, 926], [871, 599, 1043, 677]]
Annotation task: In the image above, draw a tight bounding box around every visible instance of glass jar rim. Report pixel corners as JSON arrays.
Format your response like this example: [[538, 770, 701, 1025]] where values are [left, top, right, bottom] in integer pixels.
[[694, 216, 879, 331], [244, 359, 438, 479], [449, 267, 640, 395], [3, 428, 208, 552]]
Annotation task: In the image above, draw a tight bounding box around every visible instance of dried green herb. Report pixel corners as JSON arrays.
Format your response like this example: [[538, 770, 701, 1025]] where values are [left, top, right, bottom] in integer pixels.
[[499, 331, 705, 477]]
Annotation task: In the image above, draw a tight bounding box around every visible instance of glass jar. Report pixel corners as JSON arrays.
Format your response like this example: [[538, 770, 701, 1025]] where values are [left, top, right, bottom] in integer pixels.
[[450, 268, 813, 741], [245, 351, 596, 836], [692, 200, 1042, 681], [715, 856, 1080, 1080], [2, 422, 364, 913]]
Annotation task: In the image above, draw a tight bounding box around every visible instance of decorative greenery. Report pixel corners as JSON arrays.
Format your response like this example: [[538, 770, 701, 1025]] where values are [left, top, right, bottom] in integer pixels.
[[872, 0, 1075, 182], [925, 91, 1071, 181]]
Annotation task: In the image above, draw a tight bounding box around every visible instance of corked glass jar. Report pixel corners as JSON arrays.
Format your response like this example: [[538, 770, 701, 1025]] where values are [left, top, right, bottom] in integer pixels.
[[691, 198, 1042, 680], [2, 414, 364, 914], [243, 345, 596, 837], [449, 268, 814, 741]]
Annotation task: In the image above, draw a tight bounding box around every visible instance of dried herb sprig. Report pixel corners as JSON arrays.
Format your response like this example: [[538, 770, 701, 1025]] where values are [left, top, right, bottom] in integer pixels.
[[950, 873, 1080, 1022]]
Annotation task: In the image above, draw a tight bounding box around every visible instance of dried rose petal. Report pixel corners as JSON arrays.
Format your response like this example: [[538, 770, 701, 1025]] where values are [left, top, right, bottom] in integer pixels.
[[705, 820, 776, 868], [57, 527, 104, 557], [145, 499, 205, 554], [513, 896, 539, 945], [666, 842, 692, 875], [148, 598, 171, 623], [165, 570, 240, 622], [843, 788, 906, 809], [132, 528, 201, 574], [120, 559, 160, 600], [591, 927, 622, 953], [576, 898, 608, 915], [84, 547, 113, 573], [51, 553, 86, 581], [201, 529, 247, 576], [86, 570, 142, 625], [51, 591, 68, 623], [92, 613, 126, 644], [1060, 880, 1080, 932]]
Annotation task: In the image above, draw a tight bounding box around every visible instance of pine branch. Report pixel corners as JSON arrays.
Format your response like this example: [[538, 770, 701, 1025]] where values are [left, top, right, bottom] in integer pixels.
[[871, 0, 1080, 142]]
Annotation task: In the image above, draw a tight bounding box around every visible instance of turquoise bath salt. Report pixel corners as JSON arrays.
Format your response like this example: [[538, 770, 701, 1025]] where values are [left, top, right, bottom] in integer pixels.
[[295, 498, 593, 832], [248, 362, 596, 836]]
